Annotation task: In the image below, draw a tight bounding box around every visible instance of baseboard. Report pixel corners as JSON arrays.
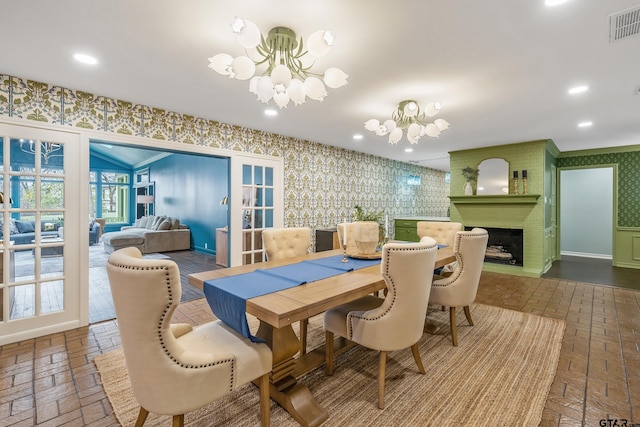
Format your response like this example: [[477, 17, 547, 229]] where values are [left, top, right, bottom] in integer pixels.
[[194, 246, 215, 256], [560, 251, 612, 260]]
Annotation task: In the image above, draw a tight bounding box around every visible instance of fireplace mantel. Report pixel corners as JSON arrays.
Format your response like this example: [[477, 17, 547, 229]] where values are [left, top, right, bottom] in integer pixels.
[[449, 195, 540, 205]]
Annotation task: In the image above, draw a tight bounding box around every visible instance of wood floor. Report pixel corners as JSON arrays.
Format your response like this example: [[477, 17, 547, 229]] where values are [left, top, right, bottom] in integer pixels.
[[1, 253, 639, 426]]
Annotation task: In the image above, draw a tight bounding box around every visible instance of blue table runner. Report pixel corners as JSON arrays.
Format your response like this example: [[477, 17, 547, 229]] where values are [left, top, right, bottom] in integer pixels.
[[204, 255, 381, 342]]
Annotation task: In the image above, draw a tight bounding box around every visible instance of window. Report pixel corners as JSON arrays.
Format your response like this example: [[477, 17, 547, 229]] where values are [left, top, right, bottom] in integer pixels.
[[89, 171, 130, 223]]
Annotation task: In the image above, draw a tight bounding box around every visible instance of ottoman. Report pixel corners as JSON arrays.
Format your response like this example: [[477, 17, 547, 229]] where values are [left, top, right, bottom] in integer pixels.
[[102, 233, 145, 254]]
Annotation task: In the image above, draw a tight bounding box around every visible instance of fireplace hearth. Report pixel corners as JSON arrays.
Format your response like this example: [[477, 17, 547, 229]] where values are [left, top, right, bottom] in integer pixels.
[[465, 227, 524, 267]]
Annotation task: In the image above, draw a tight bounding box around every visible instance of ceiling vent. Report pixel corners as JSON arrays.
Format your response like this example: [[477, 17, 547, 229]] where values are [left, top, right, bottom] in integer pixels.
[[609, 5, 640, 42]]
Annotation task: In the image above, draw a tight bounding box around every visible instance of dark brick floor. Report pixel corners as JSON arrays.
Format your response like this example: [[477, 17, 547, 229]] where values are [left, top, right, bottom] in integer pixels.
[[1, 270, 639, 426]]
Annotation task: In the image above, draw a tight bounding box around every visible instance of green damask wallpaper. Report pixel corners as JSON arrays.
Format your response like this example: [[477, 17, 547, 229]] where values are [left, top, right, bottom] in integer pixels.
[[0, 74, 449, 237], [558, 151, 640, 227]]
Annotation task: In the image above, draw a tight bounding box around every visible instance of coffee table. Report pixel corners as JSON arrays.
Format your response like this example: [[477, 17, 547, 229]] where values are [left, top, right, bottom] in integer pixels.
[[31, 237, 64, 257]]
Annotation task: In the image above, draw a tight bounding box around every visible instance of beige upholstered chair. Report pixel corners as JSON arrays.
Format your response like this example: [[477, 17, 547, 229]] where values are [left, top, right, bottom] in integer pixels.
[[416, 221, 463, 247], [429, 228, 489, 346], [106, 247, 272, 427], [262, 227, 312, 354], [324, 238, 438, 409], [262, 227, 311, 261], [417, 221, 464, 275]]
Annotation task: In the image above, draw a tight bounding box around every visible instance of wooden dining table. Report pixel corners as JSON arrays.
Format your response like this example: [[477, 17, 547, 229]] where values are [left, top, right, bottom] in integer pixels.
[[188, 247, 456, 427]]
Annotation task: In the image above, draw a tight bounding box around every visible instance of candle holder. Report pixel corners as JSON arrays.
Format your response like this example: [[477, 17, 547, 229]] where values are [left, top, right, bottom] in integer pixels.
[[522, 177, 528, 195], [512, 177, 519, 195], [342, 248, 349, 263]]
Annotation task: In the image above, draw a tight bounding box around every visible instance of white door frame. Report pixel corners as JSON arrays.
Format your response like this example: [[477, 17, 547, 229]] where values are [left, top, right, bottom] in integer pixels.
[[0, 122, 85, 345], [230, 153, 284, 267]]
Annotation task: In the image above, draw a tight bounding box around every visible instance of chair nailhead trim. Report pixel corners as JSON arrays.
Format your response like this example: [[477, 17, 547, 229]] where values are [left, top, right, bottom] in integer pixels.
[[109, 261, 236, 392], [348, 245, 434, 337]]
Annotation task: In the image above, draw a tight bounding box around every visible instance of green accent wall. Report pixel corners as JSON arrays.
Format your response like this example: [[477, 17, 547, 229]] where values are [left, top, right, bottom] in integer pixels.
[[449, 140, 558, 277]]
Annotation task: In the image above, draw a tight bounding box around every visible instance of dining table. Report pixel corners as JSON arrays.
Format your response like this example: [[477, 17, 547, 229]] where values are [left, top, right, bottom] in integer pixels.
[[188, 247, 456, 427]]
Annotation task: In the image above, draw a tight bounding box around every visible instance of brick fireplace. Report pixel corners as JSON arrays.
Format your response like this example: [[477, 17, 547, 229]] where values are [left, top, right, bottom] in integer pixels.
[[450, 194, 543, 277]]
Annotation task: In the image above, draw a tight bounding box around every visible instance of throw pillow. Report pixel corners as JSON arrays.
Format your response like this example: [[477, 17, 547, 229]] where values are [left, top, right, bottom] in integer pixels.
[[138, 216, 149, 228], [15, 220, 35, 234], [89, 221, 95, 231], [145, 215, 157, 229], [171, 217, 180, 230], [151, 215, 165, 230], [9, 219, 19, 235], [157, 219, 172, 230]]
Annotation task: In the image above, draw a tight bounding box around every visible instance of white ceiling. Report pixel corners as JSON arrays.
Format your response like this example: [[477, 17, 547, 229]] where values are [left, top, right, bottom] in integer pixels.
[[3, 0, 639, 171]]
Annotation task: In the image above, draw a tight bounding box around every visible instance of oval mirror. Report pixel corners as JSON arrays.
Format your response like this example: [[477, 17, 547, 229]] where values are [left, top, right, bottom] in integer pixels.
[[476, 158, 509, 195]]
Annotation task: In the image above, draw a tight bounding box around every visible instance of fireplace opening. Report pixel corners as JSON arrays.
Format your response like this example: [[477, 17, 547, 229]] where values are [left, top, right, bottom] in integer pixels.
[[465, 227, 523, 267]]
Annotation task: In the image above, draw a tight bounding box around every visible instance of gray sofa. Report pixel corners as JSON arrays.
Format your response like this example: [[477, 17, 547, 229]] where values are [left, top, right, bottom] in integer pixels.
[[1, 219, 101, 248], [102, 215, 190, 254]]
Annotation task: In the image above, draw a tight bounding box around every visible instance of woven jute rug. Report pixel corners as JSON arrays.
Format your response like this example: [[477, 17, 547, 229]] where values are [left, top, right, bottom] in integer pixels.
[[94, 303, 565, 426]]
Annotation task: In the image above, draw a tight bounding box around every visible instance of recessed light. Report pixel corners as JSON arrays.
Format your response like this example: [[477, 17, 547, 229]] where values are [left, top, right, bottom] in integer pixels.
[[578, 121, 593, 127], [353, 134, 363, 140], [73, 53, 98, 65], [264, 109, 277, 117], [545, 0, 569, 6], [568, 85, 589, 94], [404, 148, 413, 153]]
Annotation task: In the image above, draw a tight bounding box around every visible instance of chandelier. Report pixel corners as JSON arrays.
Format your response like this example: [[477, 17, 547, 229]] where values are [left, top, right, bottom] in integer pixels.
[[19, 140, 63, 164], [364, 100, 450, 145], [208, 17, 349, 109]]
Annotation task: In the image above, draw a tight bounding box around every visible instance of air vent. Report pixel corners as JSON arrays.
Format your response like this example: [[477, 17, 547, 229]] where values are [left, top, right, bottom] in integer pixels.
[[609, 5, 640, 42]]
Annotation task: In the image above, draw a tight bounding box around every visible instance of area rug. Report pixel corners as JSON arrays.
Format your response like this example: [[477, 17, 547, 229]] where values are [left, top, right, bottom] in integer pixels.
[[94, 303, 565, 426]]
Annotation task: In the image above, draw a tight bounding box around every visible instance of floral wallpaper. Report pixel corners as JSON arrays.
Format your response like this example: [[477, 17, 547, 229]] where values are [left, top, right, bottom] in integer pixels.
[[0, 74, 450, 238]]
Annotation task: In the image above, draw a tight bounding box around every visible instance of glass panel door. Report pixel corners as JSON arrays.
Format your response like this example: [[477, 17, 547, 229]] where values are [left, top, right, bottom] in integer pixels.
[[231, 155, 282, 266], [0, 125, 81, 345]]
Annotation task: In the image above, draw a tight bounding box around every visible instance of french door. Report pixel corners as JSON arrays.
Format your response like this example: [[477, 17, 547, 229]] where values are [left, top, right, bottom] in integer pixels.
[[0, 124, 83, 345], [230, 154, 283, 266]]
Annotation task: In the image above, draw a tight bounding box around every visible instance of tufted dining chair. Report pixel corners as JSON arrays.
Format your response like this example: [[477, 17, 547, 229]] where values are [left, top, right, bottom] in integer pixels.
[[262, 227, 311, 261], [417, 221, 464, 274], [323, 238, 438, 409], [106, 247, 272, 427], [416, 221, 463, 247], [428, 228, 489, 346], [262, 227, 312, 355]]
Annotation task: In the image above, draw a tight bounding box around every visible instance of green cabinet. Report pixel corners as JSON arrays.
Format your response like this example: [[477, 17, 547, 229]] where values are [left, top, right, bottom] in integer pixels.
[[394, 219, 421, 242]]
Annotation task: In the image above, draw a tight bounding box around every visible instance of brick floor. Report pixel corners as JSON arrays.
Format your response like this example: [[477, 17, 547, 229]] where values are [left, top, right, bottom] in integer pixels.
[[1, 272, 638, 426]]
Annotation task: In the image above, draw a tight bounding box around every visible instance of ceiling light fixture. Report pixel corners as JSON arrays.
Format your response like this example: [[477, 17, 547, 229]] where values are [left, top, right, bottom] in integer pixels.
[[364, 100, 450, 145], [353, 134, 363, 140], [208, 17, 348, 109], [578, 121, 593, 127], [545, 0, 569, 6], [568, 85, 589, 94], [73, 53, 98, 65], [264, 109, 278, 116]]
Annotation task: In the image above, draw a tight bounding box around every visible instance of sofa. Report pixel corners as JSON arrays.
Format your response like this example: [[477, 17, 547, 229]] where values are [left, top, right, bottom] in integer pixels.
[[101, 215, 190, 254], [0, 219, 101, 247]]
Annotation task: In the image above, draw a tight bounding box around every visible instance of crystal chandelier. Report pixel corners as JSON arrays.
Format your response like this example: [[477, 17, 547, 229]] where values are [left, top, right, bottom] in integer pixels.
[[208, 18, 348, 109], [364, 100, 450, 145]]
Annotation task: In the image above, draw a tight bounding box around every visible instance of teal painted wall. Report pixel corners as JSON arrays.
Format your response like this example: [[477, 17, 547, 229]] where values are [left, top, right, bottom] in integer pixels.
[[150, 153, 228, 254]]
